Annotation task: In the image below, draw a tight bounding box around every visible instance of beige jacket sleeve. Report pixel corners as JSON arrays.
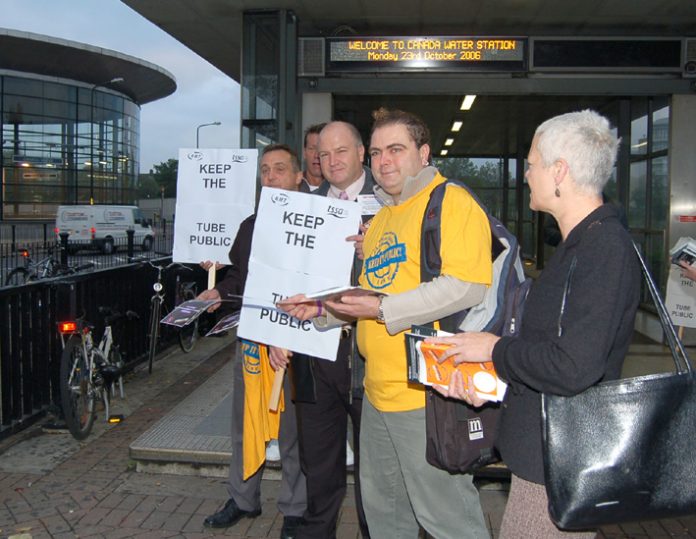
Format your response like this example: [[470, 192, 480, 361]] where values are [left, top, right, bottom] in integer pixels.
[[381, 275, 486, 334], [313, 275, 486, 334]]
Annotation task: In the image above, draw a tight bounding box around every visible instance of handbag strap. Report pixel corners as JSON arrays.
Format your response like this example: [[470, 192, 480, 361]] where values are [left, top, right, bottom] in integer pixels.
[[632, 241, 692, 375], [558, 239, 692, 375]]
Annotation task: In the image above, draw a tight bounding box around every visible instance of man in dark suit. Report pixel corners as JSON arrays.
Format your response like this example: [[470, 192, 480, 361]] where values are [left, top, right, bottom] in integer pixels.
[[199, 144, 307, 539], [272, 121, 376, 539]]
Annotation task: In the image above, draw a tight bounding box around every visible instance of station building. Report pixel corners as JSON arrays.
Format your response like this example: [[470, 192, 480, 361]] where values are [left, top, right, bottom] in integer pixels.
[[0, 28, 176, 221], [122, 1, 696, 338]]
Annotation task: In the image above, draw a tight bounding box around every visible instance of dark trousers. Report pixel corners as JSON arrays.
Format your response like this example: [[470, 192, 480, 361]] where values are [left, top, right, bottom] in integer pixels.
[[295, 336, 370, 539]]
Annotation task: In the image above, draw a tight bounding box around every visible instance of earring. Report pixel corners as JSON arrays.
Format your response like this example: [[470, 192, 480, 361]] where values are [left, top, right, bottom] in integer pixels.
[[555, 187, 560, 198]]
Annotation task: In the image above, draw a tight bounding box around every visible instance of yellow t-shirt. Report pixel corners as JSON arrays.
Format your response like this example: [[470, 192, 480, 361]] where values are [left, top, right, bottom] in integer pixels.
[[357, 174, 492, 412]]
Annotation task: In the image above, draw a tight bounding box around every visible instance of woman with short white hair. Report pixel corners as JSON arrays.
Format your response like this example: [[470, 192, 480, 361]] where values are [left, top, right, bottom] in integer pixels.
[[428, 110, 641, 538]]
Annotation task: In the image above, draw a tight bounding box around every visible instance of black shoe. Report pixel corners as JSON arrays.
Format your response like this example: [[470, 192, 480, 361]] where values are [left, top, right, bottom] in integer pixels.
[[280, 516, 304, 539], [203, 498, 261, 528]]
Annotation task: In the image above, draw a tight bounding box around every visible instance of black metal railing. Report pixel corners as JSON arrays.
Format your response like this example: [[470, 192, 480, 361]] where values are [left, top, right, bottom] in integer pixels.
[[1, 222, 175, 286], [0, 257, 207, 440]]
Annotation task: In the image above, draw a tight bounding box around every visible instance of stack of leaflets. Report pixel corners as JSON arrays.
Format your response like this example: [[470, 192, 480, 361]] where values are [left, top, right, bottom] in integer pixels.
[[670, 237, 696, 266], [160, 299, 240, 336], [305, 285, 385, 302], [405, 325, 507, 402]]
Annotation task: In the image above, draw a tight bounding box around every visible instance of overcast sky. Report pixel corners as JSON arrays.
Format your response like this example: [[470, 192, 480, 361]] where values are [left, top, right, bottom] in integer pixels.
[[3, 0, 241, 173]]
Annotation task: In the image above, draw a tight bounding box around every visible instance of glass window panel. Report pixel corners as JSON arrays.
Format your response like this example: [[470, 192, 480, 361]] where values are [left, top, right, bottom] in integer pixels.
[[507, 159, 518, 188], [3, 94, 44, 119], [647, 233, 665, 292], [604, 168, 618, 202], [476, 189, 502, 220], [43, 81, 73, 101], [628, 161, 647, 228], [4, 76, 43, 97], [650, 156, 669, 229], [521, 221, 536, 260], [506, 188, 517, 223], [43, 99, 75, 119], [630, 100, 648, 156], [652, 104, 669, 152]]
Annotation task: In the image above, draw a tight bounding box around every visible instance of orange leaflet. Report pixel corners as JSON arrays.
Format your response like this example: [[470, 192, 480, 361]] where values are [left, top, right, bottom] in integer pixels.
[[418, 342, 499, 398]]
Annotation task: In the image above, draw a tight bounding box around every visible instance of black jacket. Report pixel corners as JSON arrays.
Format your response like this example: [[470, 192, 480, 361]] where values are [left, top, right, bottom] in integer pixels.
[[493, 204, 641, 484], [214, 214, 255, 313], [292, 168, 377, 402]]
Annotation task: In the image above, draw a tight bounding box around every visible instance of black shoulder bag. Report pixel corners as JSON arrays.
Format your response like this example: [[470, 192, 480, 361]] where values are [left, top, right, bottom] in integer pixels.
[[542, 242, 696, 529]]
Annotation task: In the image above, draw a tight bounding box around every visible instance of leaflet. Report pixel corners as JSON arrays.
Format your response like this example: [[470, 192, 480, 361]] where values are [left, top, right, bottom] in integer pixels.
[[405, 325, 507, 402], [304, 285, 386, 302], [670, 237, 696, 266]]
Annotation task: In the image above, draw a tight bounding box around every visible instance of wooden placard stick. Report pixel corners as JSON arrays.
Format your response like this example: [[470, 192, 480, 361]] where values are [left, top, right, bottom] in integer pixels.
[[208, 264, 216, 290]]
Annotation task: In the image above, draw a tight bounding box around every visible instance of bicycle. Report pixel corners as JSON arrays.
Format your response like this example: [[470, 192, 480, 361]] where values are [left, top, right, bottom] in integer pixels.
[[5, 247, 94, 286], [57, 307, 139, 440], [145, 260, 200, 374]]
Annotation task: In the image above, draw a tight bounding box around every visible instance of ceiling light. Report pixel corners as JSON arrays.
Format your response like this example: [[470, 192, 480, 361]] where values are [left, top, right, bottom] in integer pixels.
[[460, 95, 477, 110], [451, 121, 463, 132], [440, 149, 448, 156], [444, 138, 454, 146]]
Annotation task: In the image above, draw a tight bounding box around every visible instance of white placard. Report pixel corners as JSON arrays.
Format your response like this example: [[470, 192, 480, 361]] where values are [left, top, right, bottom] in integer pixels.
[[237, 187, 362, 359], [173, 148, 257, 263], [249, 187, 361, 275], [238, 261, 344, 360], [173, 203, 251, 264], [666, 264, 696, 329]]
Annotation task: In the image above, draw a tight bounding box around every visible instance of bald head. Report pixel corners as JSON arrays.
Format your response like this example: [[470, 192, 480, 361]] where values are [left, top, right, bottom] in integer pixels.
[[318, 121, 365, 191]]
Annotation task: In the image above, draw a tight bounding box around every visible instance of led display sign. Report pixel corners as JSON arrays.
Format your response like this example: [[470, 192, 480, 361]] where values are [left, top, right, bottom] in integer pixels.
[[327, 37, 527, 73]]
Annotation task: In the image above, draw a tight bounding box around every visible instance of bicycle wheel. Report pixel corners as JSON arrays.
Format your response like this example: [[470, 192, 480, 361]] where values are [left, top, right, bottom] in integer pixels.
[[5, 267, 29, 286], [178, 288, 199, 353], [147, 296, 161, 374], [60, 335, 96, 440]]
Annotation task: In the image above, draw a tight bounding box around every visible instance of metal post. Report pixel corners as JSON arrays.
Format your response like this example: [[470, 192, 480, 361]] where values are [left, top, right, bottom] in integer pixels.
[[59, 232, 69, 266], [127, 228, 135, 260], [196, 121, 221, 148]]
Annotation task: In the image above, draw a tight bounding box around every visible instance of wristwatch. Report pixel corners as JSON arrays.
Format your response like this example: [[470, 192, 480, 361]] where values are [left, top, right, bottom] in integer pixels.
[[376, 296, 385, 324]]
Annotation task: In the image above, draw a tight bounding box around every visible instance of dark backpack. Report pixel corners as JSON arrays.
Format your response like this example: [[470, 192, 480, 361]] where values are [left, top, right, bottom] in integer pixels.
[[420, 178, 532, 474]]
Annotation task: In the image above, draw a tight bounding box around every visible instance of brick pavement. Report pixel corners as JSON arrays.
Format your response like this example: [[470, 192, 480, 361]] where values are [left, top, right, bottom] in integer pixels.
[[1, 339, 696, 538]]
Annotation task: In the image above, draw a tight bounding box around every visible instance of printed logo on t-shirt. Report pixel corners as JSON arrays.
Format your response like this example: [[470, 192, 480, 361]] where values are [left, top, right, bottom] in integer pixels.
[[365, 231, 407, 289]]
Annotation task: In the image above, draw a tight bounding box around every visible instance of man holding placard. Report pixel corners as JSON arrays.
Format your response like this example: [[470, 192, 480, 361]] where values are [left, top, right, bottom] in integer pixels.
[[199, 144, 306, 539], [281, 121, 376, 539]]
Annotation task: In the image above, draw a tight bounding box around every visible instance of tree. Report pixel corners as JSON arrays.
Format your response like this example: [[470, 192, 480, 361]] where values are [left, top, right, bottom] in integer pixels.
[[136, 173, 160, 199], [150, 158, 179, 197], [432, 157, 478, 182]]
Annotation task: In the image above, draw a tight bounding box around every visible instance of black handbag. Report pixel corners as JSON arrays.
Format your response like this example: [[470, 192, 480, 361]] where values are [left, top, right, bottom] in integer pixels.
[[542, 242, 696, 530], [425, 388, 501, 474]]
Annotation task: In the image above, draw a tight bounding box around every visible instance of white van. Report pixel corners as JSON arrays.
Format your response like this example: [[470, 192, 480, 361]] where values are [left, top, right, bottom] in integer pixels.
[[55, 205, 155, 254]]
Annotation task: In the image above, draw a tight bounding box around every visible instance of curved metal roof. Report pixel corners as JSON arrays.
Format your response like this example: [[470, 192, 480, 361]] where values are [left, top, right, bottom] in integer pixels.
[[0, 28, 176, 104]]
